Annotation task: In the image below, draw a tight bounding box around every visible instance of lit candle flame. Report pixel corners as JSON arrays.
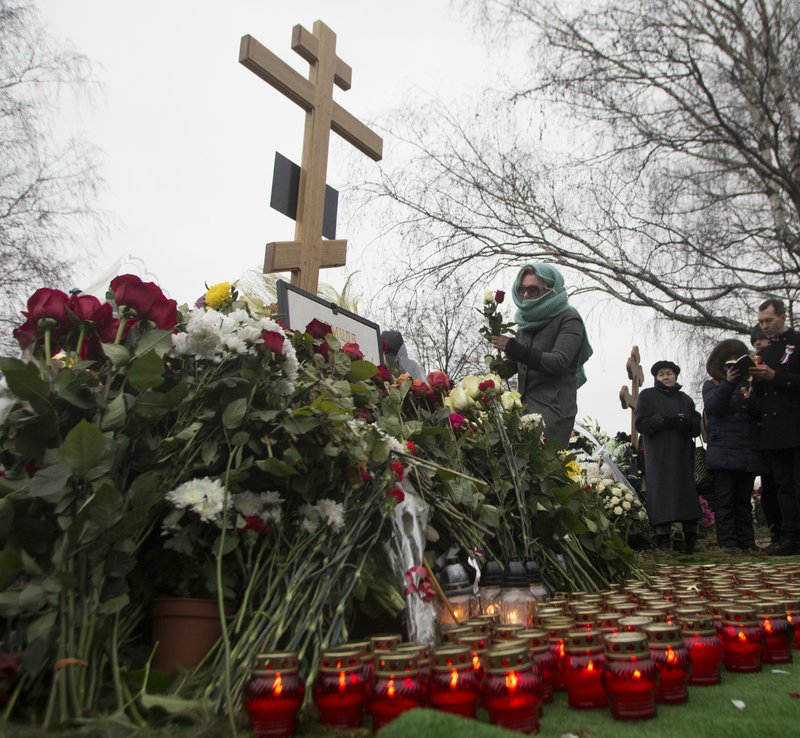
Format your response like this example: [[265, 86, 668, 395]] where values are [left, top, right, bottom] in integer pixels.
[[450, 669, 459, 689], [586, 660, 595, 672], [559, 642, 565, 658], [632, 669, 641, 680], [273, 672, 283, 697], [787, 614, 793, 623], [338, 670, 346, 691], [666, 647, 677, 665], [763, 618, 773, 634], [737, 631, 747, 642], [505, 671, 519, 691], [473, 654, 481, 671], [387, 678, 395, 698]]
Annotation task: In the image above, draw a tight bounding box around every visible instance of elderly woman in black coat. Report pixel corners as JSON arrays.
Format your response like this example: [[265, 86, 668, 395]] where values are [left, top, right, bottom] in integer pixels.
[[635, 361, 702, 552], [702, 339, 761, 551]]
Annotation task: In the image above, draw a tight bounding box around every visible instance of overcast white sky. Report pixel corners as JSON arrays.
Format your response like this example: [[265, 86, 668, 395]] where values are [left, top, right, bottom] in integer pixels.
[[37, 0, 685, 434]]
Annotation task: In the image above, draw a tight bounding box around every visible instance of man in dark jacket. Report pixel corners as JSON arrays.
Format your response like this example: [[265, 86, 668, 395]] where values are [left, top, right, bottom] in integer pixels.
[[751, 298, 800, 555]]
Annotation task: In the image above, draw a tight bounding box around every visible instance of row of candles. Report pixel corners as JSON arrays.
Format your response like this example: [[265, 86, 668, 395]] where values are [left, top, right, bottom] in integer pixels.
[[243, 560, 800, 736]]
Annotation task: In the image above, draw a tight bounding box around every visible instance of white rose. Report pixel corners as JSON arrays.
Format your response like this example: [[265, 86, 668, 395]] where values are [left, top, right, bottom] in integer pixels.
[[461, 375, 481, 399], [613, 506, 623, 516], [501, 390, 522, 411], [483, 291, 495, 304], [622, 501, 631, 510], [610, 496, 620, 505], [639, 510, 647, 520], [448, 386, 472, 412]]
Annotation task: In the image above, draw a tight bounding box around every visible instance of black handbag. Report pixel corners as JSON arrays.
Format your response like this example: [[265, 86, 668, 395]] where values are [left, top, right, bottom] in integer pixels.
[[694, 444, 713, 489]]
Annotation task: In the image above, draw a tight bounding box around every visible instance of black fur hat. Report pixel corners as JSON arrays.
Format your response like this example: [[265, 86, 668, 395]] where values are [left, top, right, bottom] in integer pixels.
[[650, 360, 680, 377], [706, 339, 750, 381]]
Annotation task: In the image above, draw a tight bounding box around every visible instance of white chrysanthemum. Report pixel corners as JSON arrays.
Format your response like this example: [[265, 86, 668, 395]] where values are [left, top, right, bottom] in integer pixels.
[[622, 500, 631, 510], [224, 334, 250, 355], [264, 507, 282, 525], [613, 506, 623, 516], [237, 323, 262, 344], [262, 491, 283, 506], [183, 310, 226, 358], [166, 477, 229, 522], [233, 491, 262, 517], [161, 508, 183, 532], [172, 333, 189, 354], [520, 413, 544, 429], [316, 498, 345, 533], [195, 495, 224, 522]]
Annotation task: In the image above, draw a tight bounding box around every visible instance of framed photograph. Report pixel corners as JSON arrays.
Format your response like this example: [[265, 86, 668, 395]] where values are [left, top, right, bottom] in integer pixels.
[[276, 279, 384, 365]]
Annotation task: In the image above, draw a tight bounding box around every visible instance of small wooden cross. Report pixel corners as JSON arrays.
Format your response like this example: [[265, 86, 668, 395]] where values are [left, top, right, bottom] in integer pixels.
[[240, 21, 383, 294], [618, 345, 644, 447]]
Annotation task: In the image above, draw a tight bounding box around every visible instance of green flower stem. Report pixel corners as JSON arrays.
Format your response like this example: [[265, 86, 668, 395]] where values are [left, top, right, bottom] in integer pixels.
[[44, 328, 53, 373], [74, 327, 86, 360]]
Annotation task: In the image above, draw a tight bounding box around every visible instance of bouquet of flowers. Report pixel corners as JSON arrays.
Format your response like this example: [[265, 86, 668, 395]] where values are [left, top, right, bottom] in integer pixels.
[[591, 479, 649, 543]]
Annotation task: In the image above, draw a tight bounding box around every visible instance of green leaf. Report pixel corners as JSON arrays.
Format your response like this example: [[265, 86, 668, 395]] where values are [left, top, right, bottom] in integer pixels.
[[27, 610, 57, 642], [139, 692, 210, 716], [29, 462, 72, 502], [0, 357, 53, 415], [102, 392, 128, 431], [348, 360, 378, 381], [97, 593, 129, 615], [0, 551, 22, 589], [102, 342, 131, 367], [128, 350, 165, 392], [0, 499, 13, 538], [88, 481, 124, 528], [132, 329, 173, 359], [133, 390, 173, 419], [230, 431, 250, 447], [479, 504, 500, 529], [61, 420, 107, 476], [222, 398, 248, 429], [0, 591, 20, 617], [53, 370, 94, 409], [282, 413, 321, 434], [255, 458, 298, 477], [19, 582, 46, 611]]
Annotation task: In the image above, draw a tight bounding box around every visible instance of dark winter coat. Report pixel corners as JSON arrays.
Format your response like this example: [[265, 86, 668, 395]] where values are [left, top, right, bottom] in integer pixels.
[[702, 379, 763, 473], [635, 382, 702, 526], [504, 308, 586, 447], [753, 327, 800, 450]]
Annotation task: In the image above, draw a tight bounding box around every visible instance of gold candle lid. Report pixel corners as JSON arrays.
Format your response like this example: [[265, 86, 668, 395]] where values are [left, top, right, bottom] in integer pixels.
[[604, 632, 649, 659], [642, 623, 683, 647]]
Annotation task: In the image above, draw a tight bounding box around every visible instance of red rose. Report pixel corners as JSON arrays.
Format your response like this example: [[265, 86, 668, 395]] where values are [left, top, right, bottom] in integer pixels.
[[260, 330, 285, 354], [354, 407, 372, 424], [478, 379, 496, 393], [411, 379, 430, 399], [110, 274, 164, 318], [359, 467, 374, 483], [13, 319, 38, 349], [305, 318, 332, 339], [392, 461, 405, 482], [405, 441, 418, 456], [495, 290, 505, 304], [342, 342, 364, 360], [68, 294, 103, 323], [316, 341, 330, 359], [24, 288, 70, 327], [238, 516, 271, 535], [391, 486, 405, 503], [147, 297, 178, 330], [449, 413, 465, 430], [427, 371, 452, 391], [480, 394, 492, 406], [374, 364, 393, 383]]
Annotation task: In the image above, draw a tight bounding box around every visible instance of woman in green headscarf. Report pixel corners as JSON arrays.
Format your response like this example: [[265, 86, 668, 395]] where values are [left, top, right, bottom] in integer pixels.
[[490, 263, 593, 447]]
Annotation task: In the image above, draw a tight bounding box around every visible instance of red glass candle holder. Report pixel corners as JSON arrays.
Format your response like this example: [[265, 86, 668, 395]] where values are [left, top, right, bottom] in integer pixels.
[[781, 599, 800, 650], [756, 602, 794, 664], [680, 615, 724, 685], [340, 640, 374, 684], [562, 630, 607, 709], [429, 646, 481, 718], [244, 652, 305, 738], [544, 618, 574, 691], [444, 626, 475, 644], [531, 605, 566, 626], [721, 606, 764, 673], [313, 649, 367, 728], [643, 623, 690, 704], [370, 633, 402, 653], [516, 629, 555, 703], [618, 615, 653, 634], [395, 643, 431, 693], [603, 632, 658, 721], [482, 644, 542, 734], [368, 652, 424, 732], [705, 601, 735, 635], [494, 623, 525, 642], [457, 633, 490, 683]]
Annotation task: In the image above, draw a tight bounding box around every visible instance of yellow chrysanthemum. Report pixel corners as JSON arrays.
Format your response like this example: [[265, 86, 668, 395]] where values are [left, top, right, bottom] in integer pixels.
[[563, 458, 582, 482], [205, 281, 233, 309]]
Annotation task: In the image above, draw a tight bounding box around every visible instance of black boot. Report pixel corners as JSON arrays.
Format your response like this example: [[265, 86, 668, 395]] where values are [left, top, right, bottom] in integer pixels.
[[656, 534, 671, 551], [684, 533, 698, 554]]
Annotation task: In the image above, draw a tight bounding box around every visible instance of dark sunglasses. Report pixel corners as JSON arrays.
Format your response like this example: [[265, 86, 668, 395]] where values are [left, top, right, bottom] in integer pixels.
[[520, 285, 548, 297]]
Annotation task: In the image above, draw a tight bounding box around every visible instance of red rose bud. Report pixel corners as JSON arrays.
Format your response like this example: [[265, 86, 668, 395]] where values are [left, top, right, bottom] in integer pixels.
[[405, 441, 418, 456], [24, 287, 70, 327], [375, 364, 393, 383], [409, 379, 426, 398], [342, 342, 364, 360], [392, 461, 405, 481], [260, 330, 285, 354], [305, 318, 333, 339], [391, 486, 405, 503], [359, 467, 374, 483], [13, 319, 38, 349], [147, 297, 179, 330], [449, 413, 465, 430], [316, 341, 330, 359], [110, 274, 165, 318], [478, 379, 496, 392], [495, 290, 505, 304], [427, 371, 453, 391]]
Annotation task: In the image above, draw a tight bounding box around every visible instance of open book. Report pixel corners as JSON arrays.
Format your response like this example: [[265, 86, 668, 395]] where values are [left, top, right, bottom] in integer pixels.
[[726, 354, 756, 375]]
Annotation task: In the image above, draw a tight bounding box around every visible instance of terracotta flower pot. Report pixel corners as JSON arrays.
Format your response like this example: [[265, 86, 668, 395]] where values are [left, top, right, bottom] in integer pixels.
[[151, 597, 229, 673]]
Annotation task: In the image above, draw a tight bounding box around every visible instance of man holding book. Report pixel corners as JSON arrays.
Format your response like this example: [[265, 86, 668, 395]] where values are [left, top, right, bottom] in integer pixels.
[[751, 298, 800, 555]]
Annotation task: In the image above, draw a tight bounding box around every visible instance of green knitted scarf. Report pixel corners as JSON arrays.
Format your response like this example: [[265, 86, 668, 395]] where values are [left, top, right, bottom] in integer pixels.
[[512, 263, 593, 388]]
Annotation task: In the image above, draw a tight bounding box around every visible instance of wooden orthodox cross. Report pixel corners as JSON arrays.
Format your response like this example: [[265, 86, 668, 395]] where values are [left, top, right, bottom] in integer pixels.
[[619, 345, 644, 447], [240, 21, 384, 294]]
